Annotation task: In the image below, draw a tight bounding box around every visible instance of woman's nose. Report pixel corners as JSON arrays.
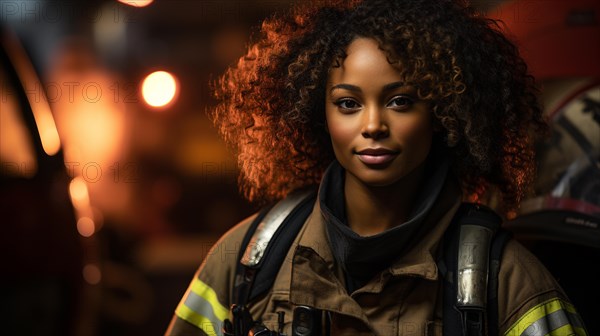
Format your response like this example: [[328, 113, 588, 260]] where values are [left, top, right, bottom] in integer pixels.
[[361, 107, 389, 140]]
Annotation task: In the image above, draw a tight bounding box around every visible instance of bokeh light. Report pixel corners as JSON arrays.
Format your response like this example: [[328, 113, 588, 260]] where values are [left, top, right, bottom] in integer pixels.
[[83, 264, 101, 285], [117, 0, 154, 7], [141, 71, 178, 108], [69, 177, 90, 208], [77, 217, 95, 237]]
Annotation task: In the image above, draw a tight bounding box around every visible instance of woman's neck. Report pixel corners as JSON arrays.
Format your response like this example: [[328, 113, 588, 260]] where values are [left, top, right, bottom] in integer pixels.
[[344, 163, 427, 236]]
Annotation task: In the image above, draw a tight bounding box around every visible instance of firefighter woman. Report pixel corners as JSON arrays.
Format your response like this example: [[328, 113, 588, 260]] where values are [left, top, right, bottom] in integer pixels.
[[167, 0, 588, 335]]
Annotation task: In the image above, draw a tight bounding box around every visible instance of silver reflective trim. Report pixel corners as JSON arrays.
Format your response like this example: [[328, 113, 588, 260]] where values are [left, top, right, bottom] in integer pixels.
[[520, 308, 582, 336], [457, 224, 493, 307], [241, 189, 313, 267], [184, 290, 223, 329]]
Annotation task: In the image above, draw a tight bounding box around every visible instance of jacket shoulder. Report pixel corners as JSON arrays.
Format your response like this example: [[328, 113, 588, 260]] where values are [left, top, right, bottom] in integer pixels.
[[497, 238, 586, 335], [166, 212, 259, 336], [199, 212, 258, 279]]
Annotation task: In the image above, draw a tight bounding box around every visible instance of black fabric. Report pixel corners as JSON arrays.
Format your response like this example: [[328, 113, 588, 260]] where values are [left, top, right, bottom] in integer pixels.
[[320, 157, 449, 292]]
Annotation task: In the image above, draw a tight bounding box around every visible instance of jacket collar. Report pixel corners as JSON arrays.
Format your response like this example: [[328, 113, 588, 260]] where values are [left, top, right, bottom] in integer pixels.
[[319, 158, 450, 291], [289, 203, 370, 324], [286, 171, 462, 321]]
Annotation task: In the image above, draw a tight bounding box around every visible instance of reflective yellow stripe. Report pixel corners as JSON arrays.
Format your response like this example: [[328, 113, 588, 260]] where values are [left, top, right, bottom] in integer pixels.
[[189, 278, 229, 321], [175, 304, 218, 336], [504, 298, 587, 336], [174, 278, 229, 334]]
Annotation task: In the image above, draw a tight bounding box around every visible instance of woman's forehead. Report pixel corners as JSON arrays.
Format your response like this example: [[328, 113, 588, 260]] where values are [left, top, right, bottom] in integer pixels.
[[326, 38, 406, 86]]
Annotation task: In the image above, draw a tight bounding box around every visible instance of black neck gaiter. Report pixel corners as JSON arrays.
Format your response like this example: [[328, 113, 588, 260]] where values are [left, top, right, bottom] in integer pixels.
[[320, 156, 449, 293]]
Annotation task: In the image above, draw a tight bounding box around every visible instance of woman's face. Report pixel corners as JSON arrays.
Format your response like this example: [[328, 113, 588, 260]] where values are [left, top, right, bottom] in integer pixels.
[[325, 38, 434, 187]]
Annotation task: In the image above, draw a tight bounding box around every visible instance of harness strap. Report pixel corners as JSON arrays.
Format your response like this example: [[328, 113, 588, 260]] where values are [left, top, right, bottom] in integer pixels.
[[233, 188, 317, 305], [232, 205, 271, 305], [441, 203, 504, 336], [487, 229, 512, 336]]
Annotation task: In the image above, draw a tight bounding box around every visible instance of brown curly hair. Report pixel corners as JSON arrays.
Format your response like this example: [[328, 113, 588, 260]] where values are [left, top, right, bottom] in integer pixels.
[[210, 0, 547, 216]]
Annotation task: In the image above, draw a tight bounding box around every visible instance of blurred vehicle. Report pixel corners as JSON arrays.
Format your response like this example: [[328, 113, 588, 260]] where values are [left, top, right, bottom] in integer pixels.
[[507, 82, 600, 247], [505, 81, 600, 335], [490, 0, 600, 334]]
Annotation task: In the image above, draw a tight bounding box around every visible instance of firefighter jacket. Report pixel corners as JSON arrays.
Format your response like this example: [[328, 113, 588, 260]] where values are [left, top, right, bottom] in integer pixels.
[[166, 162, 587, 336]]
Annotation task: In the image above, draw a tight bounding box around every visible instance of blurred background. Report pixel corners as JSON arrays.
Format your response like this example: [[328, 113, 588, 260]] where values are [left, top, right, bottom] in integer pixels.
[[0, 0, 598, 335]]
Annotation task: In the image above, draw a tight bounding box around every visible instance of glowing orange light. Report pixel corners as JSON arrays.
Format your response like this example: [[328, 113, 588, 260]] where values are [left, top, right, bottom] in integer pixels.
[[77, 217, 95, 237], [83, 264, 101, 285], [36, 113, 61, 156], [69, 177, 90, 208], [3, 30, 61, 155], [117, 0, 153, 7], [141, 71, 178, 108]]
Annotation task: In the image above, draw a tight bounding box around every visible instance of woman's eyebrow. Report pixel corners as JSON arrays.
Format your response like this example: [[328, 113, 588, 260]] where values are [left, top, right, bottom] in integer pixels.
[[329, 83, 361, 93], [329, 81, 408, 94]]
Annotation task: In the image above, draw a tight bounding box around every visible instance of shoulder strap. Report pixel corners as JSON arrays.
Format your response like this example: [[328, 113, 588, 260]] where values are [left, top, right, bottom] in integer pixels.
[[486, 229, 512, 336], [232, 204, 272, 305], [232, 188, 317, 306], [440, 203, 505, 336]]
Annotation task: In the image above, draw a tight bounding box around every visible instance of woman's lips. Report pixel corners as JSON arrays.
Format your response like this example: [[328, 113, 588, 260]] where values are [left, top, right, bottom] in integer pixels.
[[355, 148, 399, 165]]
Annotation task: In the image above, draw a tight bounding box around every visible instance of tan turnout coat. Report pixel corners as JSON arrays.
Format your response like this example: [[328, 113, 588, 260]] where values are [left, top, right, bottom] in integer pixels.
[[167, 178, 585, 336]]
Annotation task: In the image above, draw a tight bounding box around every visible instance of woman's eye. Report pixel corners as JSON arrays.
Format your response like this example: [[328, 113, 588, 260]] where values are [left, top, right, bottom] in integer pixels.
[[334, 99, 360, 110], [388, 96, 414, 110]]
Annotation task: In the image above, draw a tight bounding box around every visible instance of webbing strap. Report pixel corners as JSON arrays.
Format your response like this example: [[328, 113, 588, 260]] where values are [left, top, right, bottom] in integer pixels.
[[487, 229, 511, 336], [241, 189, 316, 268], [232, 205, 271, 305], [232, 188, 316, 305], [441, 203, 504, 336], [441, 209, 465, 336]]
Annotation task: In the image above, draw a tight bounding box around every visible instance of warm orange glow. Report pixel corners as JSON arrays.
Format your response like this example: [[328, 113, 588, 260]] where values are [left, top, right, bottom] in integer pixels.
[[2, 30, 61, 155], [117, 0, 153, 7], [51, 75, 127, 170], [77, 217, 95, 237], [34, 108, 61, 155], [83, 264, 101, 285], [69, 177, 90, 208], [141, 71, 178, 108], [48, 42, 131, 225]]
